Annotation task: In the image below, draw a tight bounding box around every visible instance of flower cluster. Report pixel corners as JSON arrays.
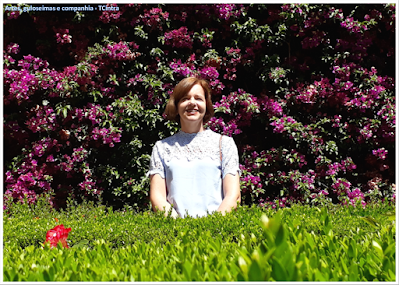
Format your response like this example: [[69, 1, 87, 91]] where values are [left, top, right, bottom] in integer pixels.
[[211, 89, 259, 135], [26, 105, 58, 133], [44, 224, 71, 248], [222, 47, 241, 81], [270, 115, 298, 134], [91, 127, 122, 147], [55, 28, 72, 44], [340, 17, 372, 33], [4, 156, 53, 205], [3, 54, 56, 105], [104, 42, 140, 61], [199, 66, 219, 81], [6, 42, 20, 54], [331, 178, 352, 195], [4, 68, 37, 104], [372, 148, 388, 160], [30, 137, 60, 158], [164, 27, 193, 49], [197, 31, 214, 48], [214, 4, 245, 20], [138, 7, 169, 31], [73, 103, 106, 125], [17, 54, 49, 71], [268, 67, 287, 82], [99, 4, 122, 23], [259, 96, 284, 117], [301, 30, 328, 49], [259, 197, 294, 209], [169, 58, 197, 78], [344, 188, 366, 208], [289, 169, 316, 192], [241, 174, 263, 194]]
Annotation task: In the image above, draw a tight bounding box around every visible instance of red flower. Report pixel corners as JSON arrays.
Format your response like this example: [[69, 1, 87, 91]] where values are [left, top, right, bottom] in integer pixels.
[[44, 224, 71, 248]]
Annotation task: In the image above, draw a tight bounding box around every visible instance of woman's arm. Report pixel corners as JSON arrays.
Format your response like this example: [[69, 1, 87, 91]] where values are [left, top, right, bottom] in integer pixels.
[[217, 172, 241, 215], [149, 174, 179, 218]]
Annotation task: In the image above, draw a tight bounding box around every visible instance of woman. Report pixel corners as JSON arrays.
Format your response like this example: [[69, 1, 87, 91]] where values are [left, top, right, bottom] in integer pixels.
[[147, 77, 241, 218]]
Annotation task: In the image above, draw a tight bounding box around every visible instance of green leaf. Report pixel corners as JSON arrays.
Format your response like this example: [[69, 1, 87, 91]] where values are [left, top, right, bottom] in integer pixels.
[[314, 269, 328, 281], [248, 259, 263, 281], [383, 242, 395, 256], [272, 257, 287, 281], [372, 240, 383, 258], [42, 270, 51, 281], [382, 256, 393, 273], [348, 261, 359, 281], [274, 224, 285, 247], [347, 239, 357, 259], [361, 216, 379, 228], [340, 256, 349, 275], [182, 260, 192, 280], [237, 256, 248, 276], [382, 211, 396, 221], [72, 239, 89, 249]]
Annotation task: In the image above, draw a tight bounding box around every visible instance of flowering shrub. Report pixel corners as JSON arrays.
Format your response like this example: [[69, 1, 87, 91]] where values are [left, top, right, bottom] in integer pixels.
[[3, 4, 395, 210]]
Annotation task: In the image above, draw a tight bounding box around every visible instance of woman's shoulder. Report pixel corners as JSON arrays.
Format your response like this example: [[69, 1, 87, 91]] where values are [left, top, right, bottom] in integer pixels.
[[201, 129, 237, 148], [205, 129, 223, 139], [154, 131, 186, 148], [154, 134, 176, 148], [220, 133, 238, 151], [219, 132, 235, 141]]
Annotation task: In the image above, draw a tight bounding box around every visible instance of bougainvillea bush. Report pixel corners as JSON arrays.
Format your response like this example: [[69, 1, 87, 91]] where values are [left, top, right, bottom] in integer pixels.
[[3, 3, 396, 211]]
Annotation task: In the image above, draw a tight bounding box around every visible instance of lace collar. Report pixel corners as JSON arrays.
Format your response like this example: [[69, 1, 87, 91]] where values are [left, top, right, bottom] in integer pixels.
[[159, 129, 220, 162], [176, 129, 212, 138]]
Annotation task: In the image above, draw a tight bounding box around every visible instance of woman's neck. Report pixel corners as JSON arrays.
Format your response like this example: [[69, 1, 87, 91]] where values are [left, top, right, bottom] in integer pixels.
[[180, 121, 204, 134]]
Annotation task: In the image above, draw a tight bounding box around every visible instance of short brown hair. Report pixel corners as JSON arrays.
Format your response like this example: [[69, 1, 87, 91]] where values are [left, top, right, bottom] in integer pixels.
[[164, 77, 214, 124]]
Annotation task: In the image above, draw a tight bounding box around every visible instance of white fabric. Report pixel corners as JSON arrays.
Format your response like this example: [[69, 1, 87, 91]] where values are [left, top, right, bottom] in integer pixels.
[[147, 129, 241, 217]]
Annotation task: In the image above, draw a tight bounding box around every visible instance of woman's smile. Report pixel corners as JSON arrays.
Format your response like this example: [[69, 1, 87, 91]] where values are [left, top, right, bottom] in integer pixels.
[[185, 109, 199, 114]]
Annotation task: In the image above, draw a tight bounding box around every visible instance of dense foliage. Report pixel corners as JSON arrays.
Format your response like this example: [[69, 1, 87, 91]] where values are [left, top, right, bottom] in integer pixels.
[[3, 4, 396, 210], [3, 198, 396, 281]]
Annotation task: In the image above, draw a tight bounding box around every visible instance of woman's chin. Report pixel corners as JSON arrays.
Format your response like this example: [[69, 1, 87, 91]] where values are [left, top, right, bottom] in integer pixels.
[[182, 112, 203, 119], [181, 115, 205, 124]]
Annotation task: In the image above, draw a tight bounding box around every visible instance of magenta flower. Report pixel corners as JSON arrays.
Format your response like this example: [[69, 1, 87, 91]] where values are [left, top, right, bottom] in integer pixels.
[[164, 27, 193, 49]]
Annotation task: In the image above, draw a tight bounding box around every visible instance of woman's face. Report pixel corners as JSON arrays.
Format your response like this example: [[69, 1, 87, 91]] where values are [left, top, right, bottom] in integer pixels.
[[177, 84, 206, 126]]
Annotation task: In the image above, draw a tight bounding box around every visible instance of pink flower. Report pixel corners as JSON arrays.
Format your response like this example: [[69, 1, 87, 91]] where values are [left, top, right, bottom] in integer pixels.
[[372, 148, 388, 160], [55, 29, 72, 44], [6, 42, 20, 54], [164, 27, 193, 49], [215, 4, 244, 20]]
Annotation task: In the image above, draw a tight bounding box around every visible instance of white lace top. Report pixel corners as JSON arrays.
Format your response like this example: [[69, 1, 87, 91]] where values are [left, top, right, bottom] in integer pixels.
[[148, 129, 241, 217]]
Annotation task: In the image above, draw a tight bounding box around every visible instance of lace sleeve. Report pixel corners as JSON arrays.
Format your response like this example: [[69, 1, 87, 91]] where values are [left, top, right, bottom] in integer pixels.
[[221, 136, 241, 178], [147, 142, 165, 179]]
